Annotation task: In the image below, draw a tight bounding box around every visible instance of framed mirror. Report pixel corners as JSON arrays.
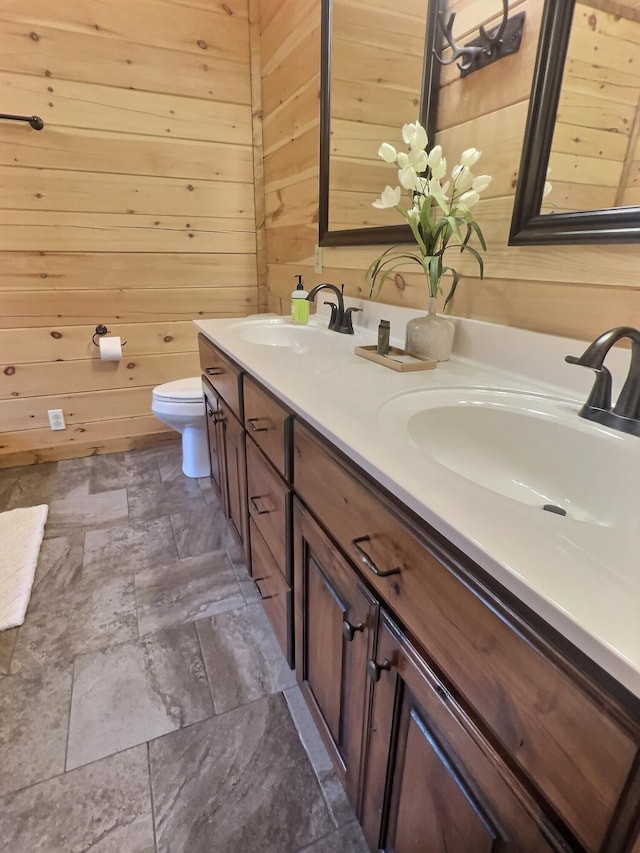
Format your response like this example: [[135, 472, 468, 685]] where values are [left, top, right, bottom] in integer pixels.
[[318, 0, 445, 247], [509, 0, 640, 245]]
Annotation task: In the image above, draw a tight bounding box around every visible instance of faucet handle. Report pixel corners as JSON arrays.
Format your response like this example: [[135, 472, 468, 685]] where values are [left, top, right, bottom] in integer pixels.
[[340, 306, 362, 335], [323, 300, 338, 327], [565, 355, 612, 412]]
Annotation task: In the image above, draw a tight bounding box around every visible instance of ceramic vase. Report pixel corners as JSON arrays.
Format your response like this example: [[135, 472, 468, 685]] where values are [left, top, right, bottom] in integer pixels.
[[405, 296, 455, 361]]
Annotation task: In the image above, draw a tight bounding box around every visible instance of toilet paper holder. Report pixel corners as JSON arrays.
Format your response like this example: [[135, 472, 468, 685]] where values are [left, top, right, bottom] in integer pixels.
[[92, 324, 127, 347]]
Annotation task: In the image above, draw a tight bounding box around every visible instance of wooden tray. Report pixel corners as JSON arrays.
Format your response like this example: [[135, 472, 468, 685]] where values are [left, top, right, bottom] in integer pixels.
[[354, 345, 437, 372]]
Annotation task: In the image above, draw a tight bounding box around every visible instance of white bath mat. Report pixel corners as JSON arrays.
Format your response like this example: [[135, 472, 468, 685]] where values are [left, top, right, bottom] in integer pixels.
[[0, 504, 48, 631]]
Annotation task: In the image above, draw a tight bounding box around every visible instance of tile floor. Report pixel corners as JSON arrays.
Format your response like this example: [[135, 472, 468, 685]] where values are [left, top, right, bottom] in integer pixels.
[[0, 444, 368, 853]]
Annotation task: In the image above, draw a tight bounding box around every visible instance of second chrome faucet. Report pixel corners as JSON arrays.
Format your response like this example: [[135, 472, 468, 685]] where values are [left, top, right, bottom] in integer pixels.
[[306, 283, 361, 334]]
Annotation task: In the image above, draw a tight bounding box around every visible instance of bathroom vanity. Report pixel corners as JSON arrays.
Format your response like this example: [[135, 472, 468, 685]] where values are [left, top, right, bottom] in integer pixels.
[[196, 308, 640, 853]]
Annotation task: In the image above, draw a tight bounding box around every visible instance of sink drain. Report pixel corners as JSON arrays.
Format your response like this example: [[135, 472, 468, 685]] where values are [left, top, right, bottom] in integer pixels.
[[542, 504, 567, 517]]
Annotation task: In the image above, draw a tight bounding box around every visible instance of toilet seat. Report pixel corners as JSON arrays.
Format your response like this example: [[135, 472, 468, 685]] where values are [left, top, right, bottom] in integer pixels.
[[152, 376, 203, 404]]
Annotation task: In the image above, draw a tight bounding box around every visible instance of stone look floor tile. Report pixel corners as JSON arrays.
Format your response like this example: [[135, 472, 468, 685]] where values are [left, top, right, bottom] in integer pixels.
[[0, 663, 73, 797], [0, 471, 19, 512], [197, 602, 296, 714], [150, 693, 335, 853], [66, 625, 213, 770], [34, 534, 85, 590], [6, 459, 91, 510], [127, 477, 205, 522], [11, 569, 137, 672], [44, 488, 129, 538], [88, 450, 162, 494], [0, 629, 17, 676], [297, 821, 369, 853], [0, 745, 155, 853], [134, 550, 244, 636], [84, 517, 178, 576], [170, 503, 236, 558]]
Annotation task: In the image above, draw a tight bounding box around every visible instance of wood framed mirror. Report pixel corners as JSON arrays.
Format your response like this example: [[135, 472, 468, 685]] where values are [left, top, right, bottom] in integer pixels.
[[318, 0, 445, 247], [509, 0, 640, 245]]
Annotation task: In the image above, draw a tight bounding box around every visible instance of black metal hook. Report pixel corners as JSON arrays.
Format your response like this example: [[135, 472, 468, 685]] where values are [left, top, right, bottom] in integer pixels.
[[92, 324, 127, 347], [0, 113, 44, 130], [434, 1, 524, 77]]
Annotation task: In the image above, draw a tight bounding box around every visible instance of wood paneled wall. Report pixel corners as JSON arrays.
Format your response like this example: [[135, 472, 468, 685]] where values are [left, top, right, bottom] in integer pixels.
[[0, 0, 264, 467], [259, 0, 640, 342]]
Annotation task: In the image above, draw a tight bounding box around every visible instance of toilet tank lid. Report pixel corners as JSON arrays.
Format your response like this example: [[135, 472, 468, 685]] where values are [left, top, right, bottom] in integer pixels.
[[153, 377, 203, 401]]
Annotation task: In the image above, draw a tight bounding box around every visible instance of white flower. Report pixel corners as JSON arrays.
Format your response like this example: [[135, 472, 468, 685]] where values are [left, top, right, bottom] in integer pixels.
[[402, 121, 428, 151], [398, 165, 419, 190], [431, 156, 447, 180], [396, 152, 409, 168], [427, 145, 443, 168], [408, 149, 428, 173], [460, 147, 481, 167], [378, 143, 397, 163], [472, 174, 492, 193], [407, 206, 420, 226], [428, 178, 449, 201], [452, 164, 474, 193], [457, 190, 480, 209], [372, 185, 401, 208]]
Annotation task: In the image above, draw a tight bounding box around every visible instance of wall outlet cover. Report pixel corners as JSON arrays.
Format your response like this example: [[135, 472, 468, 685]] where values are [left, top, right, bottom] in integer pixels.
[[48, 409, 66, 430]]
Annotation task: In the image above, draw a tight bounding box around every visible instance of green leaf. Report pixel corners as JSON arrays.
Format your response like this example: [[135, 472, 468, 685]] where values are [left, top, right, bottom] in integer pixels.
[[442, 266, 460, 311], [459, 243, 484, 278], [468, 219, 487, 251]]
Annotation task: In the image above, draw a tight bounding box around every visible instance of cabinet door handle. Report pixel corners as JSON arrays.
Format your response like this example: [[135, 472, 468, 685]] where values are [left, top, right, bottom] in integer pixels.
[[206, 366, 224, 376], [367, 658, 391, 683], [253, 578, 273, 601], [342, 619, 364, 642], [247, 417, 271, 433], [249, 494, 272, 515], [351, 535, 401, 577], [207, 408, 224, 423]]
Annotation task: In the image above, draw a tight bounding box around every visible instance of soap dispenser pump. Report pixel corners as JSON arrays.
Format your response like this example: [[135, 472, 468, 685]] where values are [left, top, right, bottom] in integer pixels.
[[291, 274, 309, 325]]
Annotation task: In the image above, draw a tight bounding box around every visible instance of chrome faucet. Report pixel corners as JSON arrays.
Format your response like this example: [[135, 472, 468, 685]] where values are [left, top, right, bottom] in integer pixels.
[[565, 326, 640, 437], [306, 283, 361, 334]]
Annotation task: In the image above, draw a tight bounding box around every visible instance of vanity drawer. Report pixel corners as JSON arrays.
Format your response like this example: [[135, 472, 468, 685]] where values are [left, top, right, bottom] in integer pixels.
[[243, 375, 291, 481], [250, 519, 292, 665], [246, 438, 290, 583], [293, 421, 638, 849], [198, 333, 242, 420]]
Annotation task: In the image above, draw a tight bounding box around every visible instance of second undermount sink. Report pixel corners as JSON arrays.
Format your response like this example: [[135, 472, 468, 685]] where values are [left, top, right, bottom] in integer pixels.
[[377, 387, 640, 529], [229, 317, 362, 350]]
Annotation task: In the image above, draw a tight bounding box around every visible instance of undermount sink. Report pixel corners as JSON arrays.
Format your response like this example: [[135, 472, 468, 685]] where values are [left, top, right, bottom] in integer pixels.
[[377, 388, 639, 529], [230, 317, 361, 349]]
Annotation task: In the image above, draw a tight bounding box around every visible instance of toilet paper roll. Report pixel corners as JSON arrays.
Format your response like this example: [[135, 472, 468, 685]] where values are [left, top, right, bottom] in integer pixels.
[[99, 336, 123, 361]]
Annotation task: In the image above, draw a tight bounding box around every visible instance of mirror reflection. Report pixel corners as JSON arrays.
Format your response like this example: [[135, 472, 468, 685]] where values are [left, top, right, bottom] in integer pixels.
[[543, 0, 640, 215], [319, 0, 443, 245]]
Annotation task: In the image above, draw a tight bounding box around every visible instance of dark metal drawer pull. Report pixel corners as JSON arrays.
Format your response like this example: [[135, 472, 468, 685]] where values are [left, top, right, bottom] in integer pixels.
[[249, 495, 272, 515], [342, 619, 364, 642], [247, 417, 271, 433], [351, 536, 401, 577], [206, 366, 224, 376]]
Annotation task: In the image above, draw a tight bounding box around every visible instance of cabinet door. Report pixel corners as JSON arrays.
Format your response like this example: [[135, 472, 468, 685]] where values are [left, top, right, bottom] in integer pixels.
[[294, 499, 377, 812], [202, 380, 224, 501], [361, 612, 566, 853], [219, 399, 249, 566]]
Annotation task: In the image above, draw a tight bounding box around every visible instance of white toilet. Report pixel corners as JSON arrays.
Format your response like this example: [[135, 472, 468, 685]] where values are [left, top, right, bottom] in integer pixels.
[[151, 377, 210, 478]]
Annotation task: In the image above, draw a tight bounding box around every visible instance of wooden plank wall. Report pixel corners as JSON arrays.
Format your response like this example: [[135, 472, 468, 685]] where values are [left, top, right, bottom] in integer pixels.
[[259, 0, 640, 341], [0, 0, 264, 468]]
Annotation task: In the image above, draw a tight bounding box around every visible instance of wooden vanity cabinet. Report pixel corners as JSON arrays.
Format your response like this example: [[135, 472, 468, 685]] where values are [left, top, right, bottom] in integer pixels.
[[292, 419, 640, 852], [361, 611, 565, 853], [202, 377, 248, 564], [293, 499, 377, 812], [243, 375, 294, 664], [199, 334, 248, 566]]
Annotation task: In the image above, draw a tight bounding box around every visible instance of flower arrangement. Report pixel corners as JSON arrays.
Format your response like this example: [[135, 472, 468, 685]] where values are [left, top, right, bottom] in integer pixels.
[[367, 120, 491, 310]]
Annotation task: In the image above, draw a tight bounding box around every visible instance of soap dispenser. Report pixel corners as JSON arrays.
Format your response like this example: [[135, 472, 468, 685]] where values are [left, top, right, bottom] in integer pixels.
[[291, 274, 309, 325]]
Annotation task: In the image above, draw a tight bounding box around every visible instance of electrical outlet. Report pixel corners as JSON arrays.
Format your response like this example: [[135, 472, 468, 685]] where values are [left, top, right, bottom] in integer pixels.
[[48, 409, 66, 431], [314, 244, 323, 274]]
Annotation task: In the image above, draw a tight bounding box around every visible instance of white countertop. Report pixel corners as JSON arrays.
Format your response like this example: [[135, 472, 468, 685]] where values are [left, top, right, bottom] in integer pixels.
[[195, 301, 640, 699]]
